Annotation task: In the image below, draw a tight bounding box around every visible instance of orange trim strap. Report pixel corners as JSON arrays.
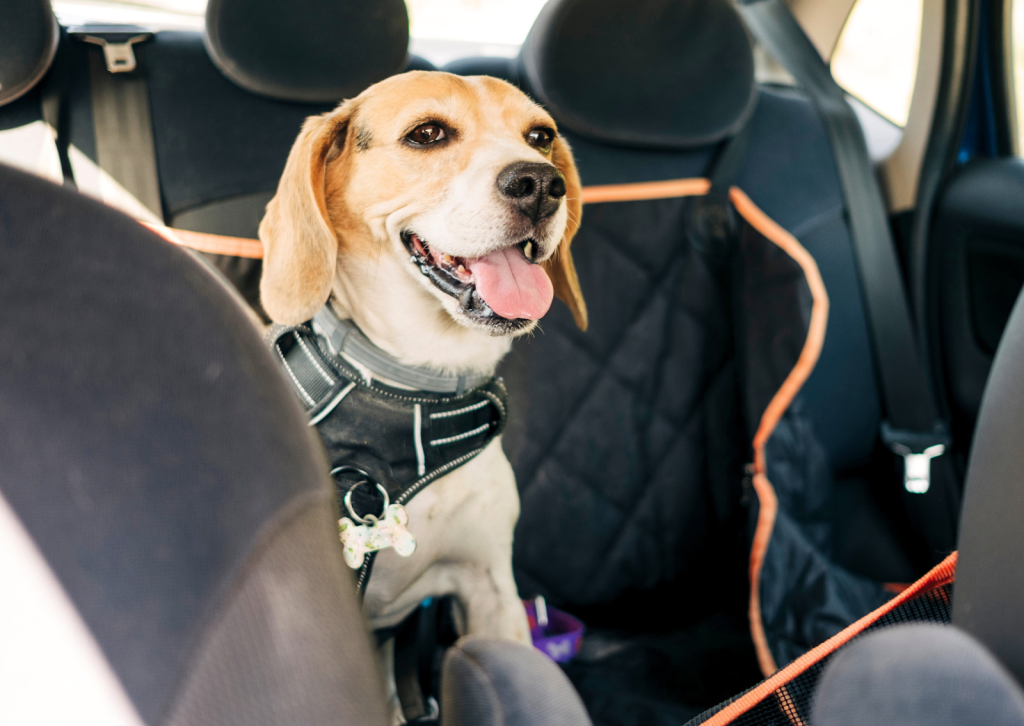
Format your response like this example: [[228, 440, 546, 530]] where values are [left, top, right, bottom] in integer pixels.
[[139, 178, 718, 259], [730, 186, 831, 678], [141, 222, 264, 259], [698, 552, 958, 726]]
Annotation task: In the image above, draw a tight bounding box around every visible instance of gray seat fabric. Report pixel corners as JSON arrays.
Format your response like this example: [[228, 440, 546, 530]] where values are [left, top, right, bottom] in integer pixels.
[[0, 162, 389, 726], [954, 289, 1024, 682], [811, 624, 1024, 726], [441, 637, 592, 726]]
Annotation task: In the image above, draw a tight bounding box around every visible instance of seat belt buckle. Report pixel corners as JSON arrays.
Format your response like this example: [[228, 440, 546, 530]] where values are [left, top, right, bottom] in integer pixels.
[[880, 421, 951, 494], [68, 26, 154, 74]]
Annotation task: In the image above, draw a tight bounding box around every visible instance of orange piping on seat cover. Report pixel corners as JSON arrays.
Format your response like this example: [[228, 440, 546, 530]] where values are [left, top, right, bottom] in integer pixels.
[[580, 178, 710, 204], [729, 186, 830, 679], [142, 223, 265, 259], [698, 552, 958, 726], [140, 178, 713, 259]]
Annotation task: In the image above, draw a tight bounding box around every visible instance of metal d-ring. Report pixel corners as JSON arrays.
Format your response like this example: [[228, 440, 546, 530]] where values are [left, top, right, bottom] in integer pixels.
[[332, 465, 390, 525]]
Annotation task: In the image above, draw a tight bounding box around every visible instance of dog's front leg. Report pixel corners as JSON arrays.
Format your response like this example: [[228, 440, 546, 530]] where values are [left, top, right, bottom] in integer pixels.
[[450, 560, 532, 644]]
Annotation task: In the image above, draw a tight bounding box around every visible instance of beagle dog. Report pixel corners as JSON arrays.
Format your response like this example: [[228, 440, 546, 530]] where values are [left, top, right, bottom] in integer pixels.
[[259, 71, 586, 659]]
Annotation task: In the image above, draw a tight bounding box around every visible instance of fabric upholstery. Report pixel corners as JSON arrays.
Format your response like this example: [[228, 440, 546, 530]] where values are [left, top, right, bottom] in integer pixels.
[[955, 288, 1024, 683], [502, 86, 882, 617], [441, 637, 592, 726], [519, 0, 756, 149], [204, 0, 410, 103], [0, 163, 386, 725], [165, 504, 389, 726], [0, 0, 58, 107], [812, 624, 1024, 726]]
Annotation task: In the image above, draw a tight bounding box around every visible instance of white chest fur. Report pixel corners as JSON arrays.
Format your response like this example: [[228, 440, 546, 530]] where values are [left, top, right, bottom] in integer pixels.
[[361, 436, 530, 644]]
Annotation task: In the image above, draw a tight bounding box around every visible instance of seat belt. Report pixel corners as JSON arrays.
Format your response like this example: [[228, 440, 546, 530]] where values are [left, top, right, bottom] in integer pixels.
[[736, 0, 960, 557], [40, 47, 76, 188], [68, 26, 163, 222]]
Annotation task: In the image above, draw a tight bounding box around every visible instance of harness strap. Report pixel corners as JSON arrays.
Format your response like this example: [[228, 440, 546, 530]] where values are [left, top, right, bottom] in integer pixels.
[[312, 305, 492, 395]]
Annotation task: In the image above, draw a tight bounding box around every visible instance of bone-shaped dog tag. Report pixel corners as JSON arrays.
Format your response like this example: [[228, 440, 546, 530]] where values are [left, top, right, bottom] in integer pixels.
[[338, 502, 417, 569], [377, 503, 417, 557]]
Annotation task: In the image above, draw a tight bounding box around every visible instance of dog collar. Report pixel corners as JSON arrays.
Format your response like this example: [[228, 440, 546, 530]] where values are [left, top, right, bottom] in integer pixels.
[[267, 315, 508, 596], [311, 304, 492, 395]]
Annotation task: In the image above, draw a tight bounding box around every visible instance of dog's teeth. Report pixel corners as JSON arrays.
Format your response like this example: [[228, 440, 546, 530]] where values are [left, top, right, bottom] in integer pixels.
[[442, 253, 454, 265], [523, 241, 534, 260], [457, 264, 466, 273]]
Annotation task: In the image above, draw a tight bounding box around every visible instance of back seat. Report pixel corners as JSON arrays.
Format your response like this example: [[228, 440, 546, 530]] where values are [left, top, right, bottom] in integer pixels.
[[439, 0, 903, 606], [0, 0, 434, 316], [438, 0, 913, 716]]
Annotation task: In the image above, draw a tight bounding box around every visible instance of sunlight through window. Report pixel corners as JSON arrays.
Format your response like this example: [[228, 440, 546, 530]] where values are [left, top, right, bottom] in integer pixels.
[[831, 0, 923, 127]]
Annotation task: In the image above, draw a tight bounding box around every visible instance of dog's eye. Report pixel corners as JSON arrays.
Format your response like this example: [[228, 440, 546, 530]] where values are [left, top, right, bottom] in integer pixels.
[[526, 128, 554, 152], [407, 123, 446, 145]]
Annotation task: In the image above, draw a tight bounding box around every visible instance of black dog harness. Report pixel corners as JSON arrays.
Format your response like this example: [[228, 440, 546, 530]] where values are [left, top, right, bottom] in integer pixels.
[[268, 305, 508, 594]]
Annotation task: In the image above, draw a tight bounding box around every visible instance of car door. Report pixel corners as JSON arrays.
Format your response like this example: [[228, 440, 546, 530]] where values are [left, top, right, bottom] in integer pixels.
[[921, 0, 1024, 466]]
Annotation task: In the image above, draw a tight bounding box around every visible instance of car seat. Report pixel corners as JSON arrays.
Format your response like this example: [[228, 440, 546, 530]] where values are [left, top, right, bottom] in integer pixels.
[[690, 287, 1024, 726], [440, 0, 943, 718], [0, 0, 435, 318], [0, 161, 595, 726]]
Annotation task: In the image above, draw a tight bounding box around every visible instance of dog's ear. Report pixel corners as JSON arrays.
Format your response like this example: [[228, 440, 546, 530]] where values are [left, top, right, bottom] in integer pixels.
[[544, 135, 588, 331], [259, 104, 354, 324]]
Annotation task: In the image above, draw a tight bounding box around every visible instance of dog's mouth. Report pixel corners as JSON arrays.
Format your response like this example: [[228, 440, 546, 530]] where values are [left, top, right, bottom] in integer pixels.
[[402, 232, 553, 326]]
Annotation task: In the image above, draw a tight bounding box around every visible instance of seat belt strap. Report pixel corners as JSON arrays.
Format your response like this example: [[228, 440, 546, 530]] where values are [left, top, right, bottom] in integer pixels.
[[737, 0, 959, 556], [737, 1, 950, 449], [40, 52, 76, 188], [709, 115, 755, 195], [70, 27, 163, 222]]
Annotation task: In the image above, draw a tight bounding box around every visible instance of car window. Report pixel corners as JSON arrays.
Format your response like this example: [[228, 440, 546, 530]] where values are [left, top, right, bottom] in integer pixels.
[[52, 0, 548, 62], [1012, 0, 1024, 152], [830, 0, 923, 127]]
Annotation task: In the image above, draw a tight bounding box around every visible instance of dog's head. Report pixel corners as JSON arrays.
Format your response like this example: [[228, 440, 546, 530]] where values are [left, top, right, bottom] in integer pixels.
[[259, 71, 587, 339]]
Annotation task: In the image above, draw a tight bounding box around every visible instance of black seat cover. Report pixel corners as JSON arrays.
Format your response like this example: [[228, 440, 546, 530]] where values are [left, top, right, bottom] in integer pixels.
[[0, 163, 388, 725], [499, 0, 883, 616], [954, 290, 1024, 683], [205, 0, 412, 103]]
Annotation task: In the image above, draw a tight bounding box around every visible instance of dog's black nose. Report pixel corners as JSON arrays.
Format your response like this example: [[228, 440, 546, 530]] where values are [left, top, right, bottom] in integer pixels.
[[497, 162, 566, 223]]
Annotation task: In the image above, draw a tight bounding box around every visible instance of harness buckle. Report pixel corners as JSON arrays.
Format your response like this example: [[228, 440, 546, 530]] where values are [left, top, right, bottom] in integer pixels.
[[880, 421, 951, 494]]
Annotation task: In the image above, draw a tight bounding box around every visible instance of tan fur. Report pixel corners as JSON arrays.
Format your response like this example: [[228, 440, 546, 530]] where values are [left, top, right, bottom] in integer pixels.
[[260, 73, 586, 712], [260, 72, 586, 340]]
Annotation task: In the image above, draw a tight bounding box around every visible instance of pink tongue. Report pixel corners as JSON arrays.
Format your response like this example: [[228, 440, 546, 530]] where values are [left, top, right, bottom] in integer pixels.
[[466, 246, 553, 320]]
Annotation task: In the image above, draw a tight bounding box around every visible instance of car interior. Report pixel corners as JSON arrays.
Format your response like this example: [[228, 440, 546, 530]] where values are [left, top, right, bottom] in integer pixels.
[[2, 0, 1024, 723]]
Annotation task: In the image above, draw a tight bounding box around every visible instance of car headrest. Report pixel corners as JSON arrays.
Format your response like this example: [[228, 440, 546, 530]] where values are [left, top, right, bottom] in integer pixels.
[[204, 0, 411, 103], [0, 0, 59, 107], [519, 0, 756, 149]]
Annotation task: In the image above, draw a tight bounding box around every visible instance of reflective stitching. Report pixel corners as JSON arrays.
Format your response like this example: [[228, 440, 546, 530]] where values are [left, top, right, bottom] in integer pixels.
[[429, 423, 491, 447], [414, 404, 426, 476], [309, 382, 355, 426], [430, 399, 490, 419], [276, 344, 316, 408], [294, 331, 336, 387]]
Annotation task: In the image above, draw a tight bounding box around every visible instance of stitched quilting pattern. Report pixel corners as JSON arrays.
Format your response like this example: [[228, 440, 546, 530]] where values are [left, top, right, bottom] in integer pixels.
[[501, 196, 746, 606]]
